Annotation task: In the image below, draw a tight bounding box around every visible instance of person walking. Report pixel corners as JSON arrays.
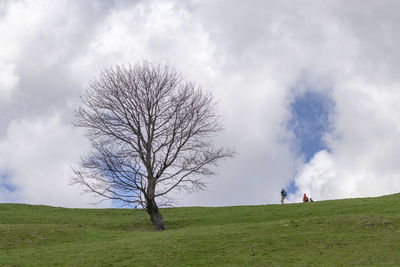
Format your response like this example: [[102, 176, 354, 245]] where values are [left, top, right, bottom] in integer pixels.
[[281, 188, 287, 205], [303, 193, 309, 203]]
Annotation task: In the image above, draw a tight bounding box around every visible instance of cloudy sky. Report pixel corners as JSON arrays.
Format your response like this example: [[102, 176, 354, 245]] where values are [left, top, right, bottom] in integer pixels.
[[1, 0, 400, 208]]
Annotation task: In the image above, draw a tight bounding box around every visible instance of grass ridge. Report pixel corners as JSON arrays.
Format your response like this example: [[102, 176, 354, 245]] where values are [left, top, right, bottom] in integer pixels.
[[1, 194, 400, 265]]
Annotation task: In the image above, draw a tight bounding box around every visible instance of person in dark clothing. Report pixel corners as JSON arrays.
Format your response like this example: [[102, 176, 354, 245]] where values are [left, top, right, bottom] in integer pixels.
[[281, 188, 287, 205]]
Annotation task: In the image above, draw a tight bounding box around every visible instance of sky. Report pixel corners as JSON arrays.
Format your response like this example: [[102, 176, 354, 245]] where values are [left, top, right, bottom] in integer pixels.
[[1, 0, 400, 208]]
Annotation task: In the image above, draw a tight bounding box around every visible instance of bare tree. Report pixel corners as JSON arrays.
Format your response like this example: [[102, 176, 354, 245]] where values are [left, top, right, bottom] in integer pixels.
[[72, 62, 234, 231]]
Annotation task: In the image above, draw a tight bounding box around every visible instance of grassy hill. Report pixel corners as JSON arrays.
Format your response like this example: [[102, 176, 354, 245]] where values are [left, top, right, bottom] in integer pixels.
[[1, 194, 400, 266]]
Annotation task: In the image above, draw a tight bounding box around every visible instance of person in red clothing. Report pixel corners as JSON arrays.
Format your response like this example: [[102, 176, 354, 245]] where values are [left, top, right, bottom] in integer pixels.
[[303, 193, 309, 202]]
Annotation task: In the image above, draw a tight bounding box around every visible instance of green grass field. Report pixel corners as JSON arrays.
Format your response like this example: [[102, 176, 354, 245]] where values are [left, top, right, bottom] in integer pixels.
[[1, 194, 400, 266]]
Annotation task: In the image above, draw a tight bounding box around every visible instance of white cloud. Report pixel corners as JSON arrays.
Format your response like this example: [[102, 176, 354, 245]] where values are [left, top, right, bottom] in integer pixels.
[[0, 113, 110, 208], [0, 62, 18, 101], [293, 78, 400, 202], [1, 0, 400, 207], [70, 0, 216, 87]]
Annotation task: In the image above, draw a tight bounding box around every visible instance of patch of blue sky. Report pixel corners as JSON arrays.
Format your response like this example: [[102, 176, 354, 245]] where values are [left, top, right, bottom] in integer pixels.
[[285, 89, 335, 194], [0, 172, 17, 203], [288, 90, 335, 163], [101, 169, 142, 209], [112, 197, 137, 209], [3, 182, 16, 193], [286, 180, 298, 195], [1, 173, 16, 192]]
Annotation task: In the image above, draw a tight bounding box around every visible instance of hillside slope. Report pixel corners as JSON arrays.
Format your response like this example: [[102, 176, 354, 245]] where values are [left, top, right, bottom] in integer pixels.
[[1, 194, 400, 266]]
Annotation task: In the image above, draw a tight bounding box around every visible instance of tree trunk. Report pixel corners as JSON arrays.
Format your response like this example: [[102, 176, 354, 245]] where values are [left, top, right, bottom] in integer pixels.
[[146, 197, 166, 231]]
